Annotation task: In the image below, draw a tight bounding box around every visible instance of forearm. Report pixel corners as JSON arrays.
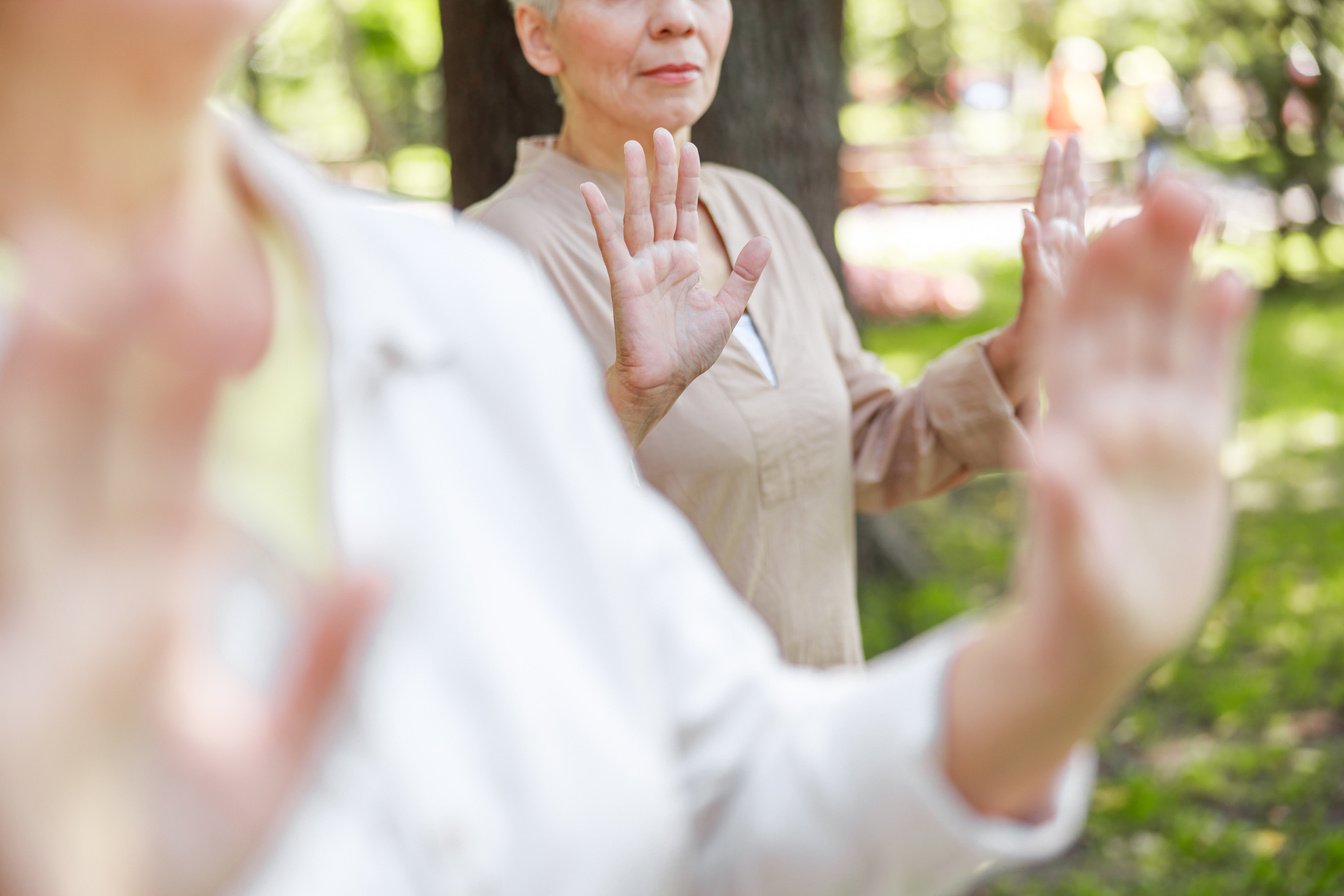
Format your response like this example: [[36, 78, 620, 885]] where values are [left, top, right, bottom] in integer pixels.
[[852, 337, 1031, 512], [983, 324, 1034, 413], [941, 605, 1138, 819], [688, 618, 1094, 896]]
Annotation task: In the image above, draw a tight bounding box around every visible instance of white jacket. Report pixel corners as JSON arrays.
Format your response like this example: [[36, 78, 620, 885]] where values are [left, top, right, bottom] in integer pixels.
[[220, 111, 1094, 896]]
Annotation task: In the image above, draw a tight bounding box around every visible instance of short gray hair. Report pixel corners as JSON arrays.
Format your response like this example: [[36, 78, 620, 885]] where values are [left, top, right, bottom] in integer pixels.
[[508, 0, 558, 17]]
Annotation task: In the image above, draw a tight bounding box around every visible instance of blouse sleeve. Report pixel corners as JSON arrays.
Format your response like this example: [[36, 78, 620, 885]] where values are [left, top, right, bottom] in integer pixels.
[[835, 302, 1033, 512], [774, 193, 1032, 512]]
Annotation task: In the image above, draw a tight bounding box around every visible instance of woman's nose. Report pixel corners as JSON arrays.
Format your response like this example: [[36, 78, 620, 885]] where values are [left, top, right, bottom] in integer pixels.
[[649, 0, 697, 37]]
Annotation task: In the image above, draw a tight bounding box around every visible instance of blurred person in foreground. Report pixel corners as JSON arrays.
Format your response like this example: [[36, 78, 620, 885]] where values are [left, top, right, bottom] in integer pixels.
[[0, 1, 1253, 894], [469, 0, 1089, 668]]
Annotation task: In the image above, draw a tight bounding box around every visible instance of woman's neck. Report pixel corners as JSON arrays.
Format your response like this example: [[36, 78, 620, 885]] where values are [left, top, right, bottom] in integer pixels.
[[554, 108, 692, 178]]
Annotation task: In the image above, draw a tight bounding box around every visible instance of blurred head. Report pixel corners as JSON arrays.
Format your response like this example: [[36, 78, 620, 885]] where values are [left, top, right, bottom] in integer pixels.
[[0, 0, 280, 68], [512, 0, 732, 139]]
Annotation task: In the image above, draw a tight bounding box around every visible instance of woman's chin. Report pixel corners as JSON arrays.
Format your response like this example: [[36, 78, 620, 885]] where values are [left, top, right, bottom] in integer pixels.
[[627, 99, 712, 136]]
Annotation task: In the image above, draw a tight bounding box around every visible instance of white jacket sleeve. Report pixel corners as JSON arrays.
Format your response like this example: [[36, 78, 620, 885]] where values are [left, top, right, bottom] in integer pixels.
[[443, 220, 1096, 896], [632, 507, 1097, 895]]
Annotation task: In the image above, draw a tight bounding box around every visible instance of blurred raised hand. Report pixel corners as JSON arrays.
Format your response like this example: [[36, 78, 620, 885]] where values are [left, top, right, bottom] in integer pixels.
[[581, 128, 772, 447], [944, 179, 1255, 819], [1021, 179, 1253, 667], [0, 221, 379, 896], [987, 136, 1089, 415]]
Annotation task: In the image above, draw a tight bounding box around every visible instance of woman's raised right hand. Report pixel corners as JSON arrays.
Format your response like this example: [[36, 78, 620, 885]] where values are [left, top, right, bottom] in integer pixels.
[[581, 128, 772, 447], [0, 219, 378, 896]]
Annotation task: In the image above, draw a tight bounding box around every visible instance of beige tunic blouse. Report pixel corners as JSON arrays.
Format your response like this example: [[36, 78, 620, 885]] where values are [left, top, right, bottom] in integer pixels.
[[467, 138, 1029, 668]]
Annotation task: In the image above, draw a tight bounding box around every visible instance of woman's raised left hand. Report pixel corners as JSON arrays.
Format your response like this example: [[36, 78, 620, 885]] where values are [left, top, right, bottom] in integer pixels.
[[987, 136, 1089, 416], [581, 128, 772, 448]]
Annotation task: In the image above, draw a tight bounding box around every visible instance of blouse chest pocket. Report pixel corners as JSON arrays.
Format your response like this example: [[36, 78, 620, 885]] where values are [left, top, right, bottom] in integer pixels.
[[747, 361, 852, 507]]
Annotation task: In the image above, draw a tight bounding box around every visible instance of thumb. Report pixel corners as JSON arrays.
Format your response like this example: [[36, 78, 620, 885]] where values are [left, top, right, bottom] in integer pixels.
[[715, 236, 772, 321], [270, 575, 384, 756]]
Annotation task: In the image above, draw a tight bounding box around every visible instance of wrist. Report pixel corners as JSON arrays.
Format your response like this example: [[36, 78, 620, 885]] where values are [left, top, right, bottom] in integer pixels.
[[604, 366, 681, 449], [943, 607, 1139, 818], [995, 599, 1143, 713], [985, 326, 1029, 410]]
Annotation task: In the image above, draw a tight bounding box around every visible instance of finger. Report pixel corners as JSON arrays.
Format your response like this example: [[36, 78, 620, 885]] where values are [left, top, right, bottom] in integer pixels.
[[581, 182, 634, 285], [651, 129, 678, 243], [99, 345, 216, 544], [1131, 179, 1210, 370], [622, 140, 654, 255], [1044, 216, 1146, 408], [98, 242, 219, 543], [674, 142, 701, 245], [1035, 140, 1062, 220], [1186, 270, 1256, 423], [270, 575, 383, 754], [715, 237, 772, 321], [1063, 136, 1086, 228], [182, 575, 382, 893], [1139, 177, 1209, 252], [0, 231, 129, 597], [1017, 209, 1053, 332]]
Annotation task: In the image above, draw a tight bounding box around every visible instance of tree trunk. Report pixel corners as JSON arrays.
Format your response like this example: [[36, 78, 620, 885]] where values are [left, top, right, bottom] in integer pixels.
[[439, 0, 560, 209], [693, 0, 848, 288]]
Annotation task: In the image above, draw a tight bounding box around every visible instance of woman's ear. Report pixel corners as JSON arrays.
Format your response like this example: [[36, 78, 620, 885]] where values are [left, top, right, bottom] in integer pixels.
[[514, 5, 562, 77]]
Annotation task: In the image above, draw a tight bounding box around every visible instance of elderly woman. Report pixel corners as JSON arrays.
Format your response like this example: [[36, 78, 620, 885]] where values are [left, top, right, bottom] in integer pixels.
[[0, 0, 1254, 893], [468, 0, 1088, 668]]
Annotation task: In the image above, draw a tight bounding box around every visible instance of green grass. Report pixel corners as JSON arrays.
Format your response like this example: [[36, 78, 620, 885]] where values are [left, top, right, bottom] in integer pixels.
[[858, 264, 1344, 895]]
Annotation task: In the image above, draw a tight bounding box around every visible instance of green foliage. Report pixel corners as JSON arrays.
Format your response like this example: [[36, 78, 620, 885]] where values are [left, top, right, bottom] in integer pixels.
[[845, 0, 1343, 285], [860, 265, 1344, 894], [223, 0, 447, 197]]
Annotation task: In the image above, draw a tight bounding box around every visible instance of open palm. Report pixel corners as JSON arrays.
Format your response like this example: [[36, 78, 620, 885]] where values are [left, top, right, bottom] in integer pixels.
[[1021, 180, 1254, 667], [989, 137, 1090, 413], [582, 129, 771, 445], [0, 222, 378, 896]]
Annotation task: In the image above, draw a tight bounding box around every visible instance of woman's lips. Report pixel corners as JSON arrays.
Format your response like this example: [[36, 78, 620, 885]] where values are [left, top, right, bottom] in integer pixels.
[[641, 64, 701, 85]]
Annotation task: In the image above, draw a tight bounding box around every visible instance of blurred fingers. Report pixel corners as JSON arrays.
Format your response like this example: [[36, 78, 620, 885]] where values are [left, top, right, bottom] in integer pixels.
[[1044, 214, 1145, 407], [1132, 180, 1211, 371], [270, 575, 382, 755], [0, 229, 129, 597], [99, 346, 216, 544], [1186, 270, 1256, 425]]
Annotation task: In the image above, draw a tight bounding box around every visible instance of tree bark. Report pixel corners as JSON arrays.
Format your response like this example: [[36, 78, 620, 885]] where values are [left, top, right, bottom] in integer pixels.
[[439, 0, 560, 209], [693, 0, 848, 288]]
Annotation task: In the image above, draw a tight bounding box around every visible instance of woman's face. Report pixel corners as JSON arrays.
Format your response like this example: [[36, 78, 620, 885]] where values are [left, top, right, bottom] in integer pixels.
[[544, 0, 733, 137]]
